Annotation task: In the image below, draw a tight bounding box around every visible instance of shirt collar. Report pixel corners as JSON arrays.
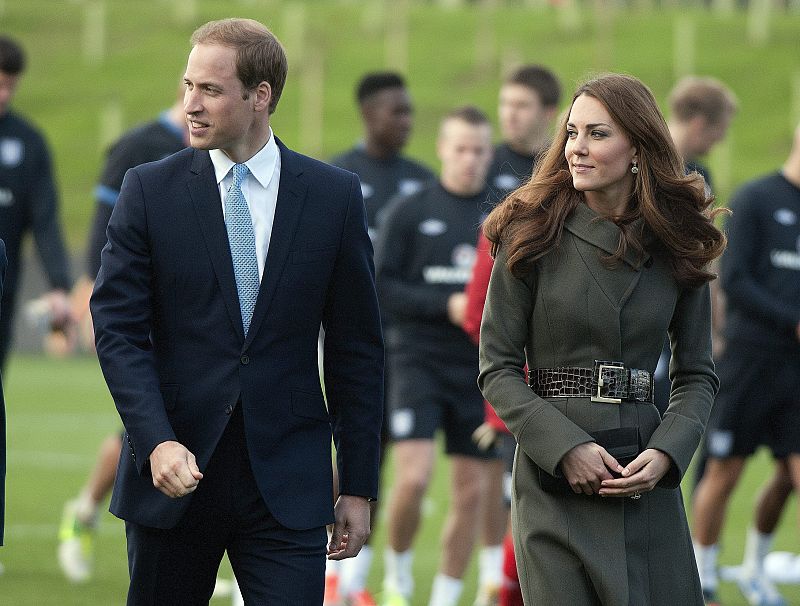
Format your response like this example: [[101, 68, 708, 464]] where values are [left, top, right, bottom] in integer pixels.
[[209, 127, 279, 189]]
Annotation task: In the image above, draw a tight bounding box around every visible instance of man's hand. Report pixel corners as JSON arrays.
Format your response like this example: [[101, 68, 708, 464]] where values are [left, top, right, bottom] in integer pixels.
[[598, 448, 671, 498], [471, 422, 498, 451], [447, 292, 467, 327], [560, 442, 622, 495], [45, 289, 72, 331], [149, 440, 203, 498], [327, 494, 371, 560]]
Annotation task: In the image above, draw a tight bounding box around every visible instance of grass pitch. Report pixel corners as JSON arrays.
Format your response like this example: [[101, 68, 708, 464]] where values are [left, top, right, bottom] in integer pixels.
[[0, 354, 797, 605]]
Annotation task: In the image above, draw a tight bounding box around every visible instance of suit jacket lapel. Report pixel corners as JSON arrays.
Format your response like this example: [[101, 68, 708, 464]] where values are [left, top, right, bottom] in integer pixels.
[[187, 149, 245, 341], [245, 139, 308, 347]]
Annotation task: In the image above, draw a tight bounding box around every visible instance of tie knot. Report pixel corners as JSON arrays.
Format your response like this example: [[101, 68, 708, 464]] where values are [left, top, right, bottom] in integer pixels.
[[230, 163, 250, 188]]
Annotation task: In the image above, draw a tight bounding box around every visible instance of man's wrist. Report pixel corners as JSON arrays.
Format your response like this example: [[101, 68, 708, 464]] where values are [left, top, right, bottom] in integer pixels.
[[341, 493, 375, 502]]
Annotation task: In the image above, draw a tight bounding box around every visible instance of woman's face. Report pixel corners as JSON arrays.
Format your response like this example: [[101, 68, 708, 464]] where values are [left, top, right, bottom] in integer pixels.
[[564, 94, 637, 211]]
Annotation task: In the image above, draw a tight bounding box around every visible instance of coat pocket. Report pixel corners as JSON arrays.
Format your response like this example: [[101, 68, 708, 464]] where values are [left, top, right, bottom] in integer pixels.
[[290, 390, 330, 422]]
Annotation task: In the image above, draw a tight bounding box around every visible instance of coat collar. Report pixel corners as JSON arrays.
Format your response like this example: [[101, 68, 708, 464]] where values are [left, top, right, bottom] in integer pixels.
[[564, 202, 651, 270]]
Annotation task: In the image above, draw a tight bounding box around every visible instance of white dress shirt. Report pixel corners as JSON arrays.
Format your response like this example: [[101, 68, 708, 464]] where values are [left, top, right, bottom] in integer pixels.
[[209, 129, 281, 282]]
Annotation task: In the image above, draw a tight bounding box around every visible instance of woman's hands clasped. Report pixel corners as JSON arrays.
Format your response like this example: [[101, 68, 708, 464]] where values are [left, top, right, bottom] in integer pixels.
[[598, 448, 671, 498], [560, 443, 671, 498]]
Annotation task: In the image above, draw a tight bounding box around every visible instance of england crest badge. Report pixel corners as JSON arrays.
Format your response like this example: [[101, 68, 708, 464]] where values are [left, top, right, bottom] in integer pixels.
[[0, 137, 23, 168]]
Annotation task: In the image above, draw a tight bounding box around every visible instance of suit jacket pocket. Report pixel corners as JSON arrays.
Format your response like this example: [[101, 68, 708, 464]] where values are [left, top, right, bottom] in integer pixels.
[[160, 383, 179, 412], [291, 390, 330, 422]]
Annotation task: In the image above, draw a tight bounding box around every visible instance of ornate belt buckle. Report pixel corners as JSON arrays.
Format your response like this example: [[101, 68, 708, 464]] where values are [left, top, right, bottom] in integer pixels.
[[591, 360, 624, 404]]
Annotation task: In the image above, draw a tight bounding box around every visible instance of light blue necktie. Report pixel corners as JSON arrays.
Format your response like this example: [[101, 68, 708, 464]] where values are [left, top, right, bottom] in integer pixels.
[[224, 163, 259, 335]]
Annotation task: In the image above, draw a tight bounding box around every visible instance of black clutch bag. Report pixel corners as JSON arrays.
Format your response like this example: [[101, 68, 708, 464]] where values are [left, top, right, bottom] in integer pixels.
[[538, 426, 641, 494]]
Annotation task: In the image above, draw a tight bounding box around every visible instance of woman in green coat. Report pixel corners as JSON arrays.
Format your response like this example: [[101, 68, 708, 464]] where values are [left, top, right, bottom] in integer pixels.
[[478, 73, 727, 605]]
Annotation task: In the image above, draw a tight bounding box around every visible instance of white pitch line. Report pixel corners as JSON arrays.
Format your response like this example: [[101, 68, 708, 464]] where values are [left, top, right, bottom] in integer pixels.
[[6, 450, 96, 469], [3, 522, 121, 539]]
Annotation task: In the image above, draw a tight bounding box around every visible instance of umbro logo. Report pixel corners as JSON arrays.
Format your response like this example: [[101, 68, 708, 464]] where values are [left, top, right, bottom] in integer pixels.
[[774, 208, 797, 226], [418, 218, 447, 236]]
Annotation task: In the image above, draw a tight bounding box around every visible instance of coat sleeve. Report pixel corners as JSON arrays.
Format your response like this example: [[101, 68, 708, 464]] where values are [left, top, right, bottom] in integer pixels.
[[463, 231, 493, 345], [647, 281, 718, 487], [322, 173, 384, 501], [478, 248, 593, 475], [90, 168, 176, 475]]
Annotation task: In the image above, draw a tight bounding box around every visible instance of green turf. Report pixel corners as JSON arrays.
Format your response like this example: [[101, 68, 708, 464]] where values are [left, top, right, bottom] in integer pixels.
[[1, 354, 797, 605], [2, 1, 800, 248]]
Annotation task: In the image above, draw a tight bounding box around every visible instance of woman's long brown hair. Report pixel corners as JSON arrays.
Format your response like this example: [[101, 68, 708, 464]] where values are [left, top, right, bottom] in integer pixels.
[[483, 73, 727, 288]]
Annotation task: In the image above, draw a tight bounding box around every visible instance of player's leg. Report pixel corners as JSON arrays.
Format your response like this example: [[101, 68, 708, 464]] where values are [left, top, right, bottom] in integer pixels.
[[58, 432, 123, 582]]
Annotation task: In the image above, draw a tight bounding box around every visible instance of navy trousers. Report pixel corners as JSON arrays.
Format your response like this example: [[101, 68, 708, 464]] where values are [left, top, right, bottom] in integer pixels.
[[124, 404, 327, 605]]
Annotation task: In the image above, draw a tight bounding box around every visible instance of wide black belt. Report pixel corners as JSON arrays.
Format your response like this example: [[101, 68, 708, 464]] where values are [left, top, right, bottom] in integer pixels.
[[528, 360, 653, 403]]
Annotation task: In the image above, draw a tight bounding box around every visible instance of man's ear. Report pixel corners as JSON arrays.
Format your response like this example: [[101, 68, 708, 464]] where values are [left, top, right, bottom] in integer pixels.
[[253, 81, 272, 113]]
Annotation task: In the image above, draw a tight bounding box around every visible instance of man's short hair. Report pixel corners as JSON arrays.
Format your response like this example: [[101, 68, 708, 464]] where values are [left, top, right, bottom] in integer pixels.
[[191, 18, 287, 114], [356, 72, 406, 105], [0, 36, 26, 75], [442, 105, 491, 127], [669, 76, 738, 126], [505, 65, 561, 108]]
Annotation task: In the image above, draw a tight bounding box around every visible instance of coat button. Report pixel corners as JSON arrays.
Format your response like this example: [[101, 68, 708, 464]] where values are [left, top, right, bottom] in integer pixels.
[[240, 354, 250, 365], [225, 404, 233, 415]]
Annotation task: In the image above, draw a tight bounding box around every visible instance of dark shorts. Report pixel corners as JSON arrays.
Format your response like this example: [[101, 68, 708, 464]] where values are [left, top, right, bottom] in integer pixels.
[[387, 352, 491, 459], [498, 432, 516, 506], [706, 343, 800, 459]]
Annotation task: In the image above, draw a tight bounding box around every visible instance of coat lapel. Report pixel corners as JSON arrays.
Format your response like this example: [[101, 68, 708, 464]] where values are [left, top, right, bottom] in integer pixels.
[[565, 203, 652, 309], [244, 139, 308, 347], [186, 149, 245, 341]]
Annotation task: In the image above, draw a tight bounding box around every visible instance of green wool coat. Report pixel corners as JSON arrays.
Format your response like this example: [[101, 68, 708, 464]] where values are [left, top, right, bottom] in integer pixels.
[[478, 203, 718, 605]]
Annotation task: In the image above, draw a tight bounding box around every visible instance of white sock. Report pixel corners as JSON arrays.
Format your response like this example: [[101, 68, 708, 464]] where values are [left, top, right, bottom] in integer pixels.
[[428, 573, 463, 606], [693, 541, 719, 592], [383, 548, 413, 598], [477, 544, 504, 592], [741, 527, 774, 578], [340, 544, 373, 596]]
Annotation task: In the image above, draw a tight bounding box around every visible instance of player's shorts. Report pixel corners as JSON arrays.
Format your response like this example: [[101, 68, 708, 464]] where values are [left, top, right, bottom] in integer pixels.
[[498, 432, 516, 506], [387, 351, 492, 459], [705, 343, 800, 459]]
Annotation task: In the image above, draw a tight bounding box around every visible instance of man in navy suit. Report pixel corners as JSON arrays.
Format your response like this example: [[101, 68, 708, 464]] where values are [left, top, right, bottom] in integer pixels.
[[90, 18, 383, 605]]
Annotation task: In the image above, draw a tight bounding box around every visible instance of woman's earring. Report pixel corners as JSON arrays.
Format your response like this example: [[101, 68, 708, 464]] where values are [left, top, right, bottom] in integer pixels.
[[631, 160, 639, 174]]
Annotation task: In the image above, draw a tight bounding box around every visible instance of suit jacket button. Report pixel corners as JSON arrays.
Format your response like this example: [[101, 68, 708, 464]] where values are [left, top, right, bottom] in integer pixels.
[[240, 354, 250, 365], [225, 404, 233, 415]]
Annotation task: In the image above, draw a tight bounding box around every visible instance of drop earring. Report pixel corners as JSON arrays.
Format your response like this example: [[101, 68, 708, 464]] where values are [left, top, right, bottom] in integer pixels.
[[631, 160, 639, 174]]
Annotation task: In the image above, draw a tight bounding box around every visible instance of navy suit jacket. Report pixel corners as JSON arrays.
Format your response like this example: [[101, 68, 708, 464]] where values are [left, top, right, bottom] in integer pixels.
[[91, 139, 384, 530], [0, 237, 5, 545]]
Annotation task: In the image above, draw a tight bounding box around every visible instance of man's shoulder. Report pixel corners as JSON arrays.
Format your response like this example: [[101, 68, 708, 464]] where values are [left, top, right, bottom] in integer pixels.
[[328, 146, 361, 171], [397, 154, 435, 179], [384, 180, 435, 217], [730, 172, 784, 208], [0, 111, 48, 146], [105, 122, 185, 171], [129, 146, 196, 180], [114, 120, 173, 149], [281, 142, 355, 186]]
